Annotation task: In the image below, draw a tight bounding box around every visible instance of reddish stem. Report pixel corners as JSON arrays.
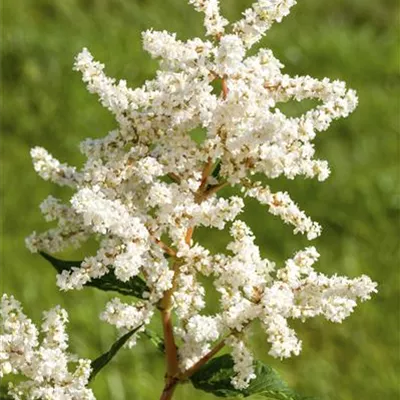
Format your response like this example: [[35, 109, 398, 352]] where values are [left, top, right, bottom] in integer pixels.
[[161, 308, 179, 378], [159, 379, 178, 400], [179, 339, 226, 380], [158, 144, 228, 399], [185, 226, 194, 245], [221, 77, 229, 99]]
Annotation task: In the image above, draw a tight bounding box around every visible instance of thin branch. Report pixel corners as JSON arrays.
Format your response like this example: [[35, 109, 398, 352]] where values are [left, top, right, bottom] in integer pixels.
[[168, 172, 181, 183], [159, 338, 225, 400], [198, 157, 214, 192], [153, 237, 177, 258], [159, 377, 179, 400], [201, 181, 228, 200], [160, 306, 179, 377], [185, 226, 194, 245], [221, 76, 229, 99], [179, 339, 226, 380]]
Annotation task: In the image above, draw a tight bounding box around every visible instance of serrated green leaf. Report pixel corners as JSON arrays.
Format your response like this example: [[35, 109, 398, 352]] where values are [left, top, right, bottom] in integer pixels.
[[143, 329, 165, 353], [190, 354, 242, 397], [89, 325, 143, 381], [39, 252, 148, 299], [190, 355, 314, 399]]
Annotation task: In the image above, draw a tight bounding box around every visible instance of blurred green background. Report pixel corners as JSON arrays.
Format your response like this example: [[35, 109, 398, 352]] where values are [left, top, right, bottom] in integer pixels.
[[1, 0, 399, 399]]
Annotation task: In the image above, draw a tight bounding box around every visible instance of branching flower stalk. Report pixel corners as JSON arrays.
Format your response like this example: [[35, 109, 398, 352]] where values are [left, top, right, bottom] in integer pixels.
[[1, 0, 377, 399]]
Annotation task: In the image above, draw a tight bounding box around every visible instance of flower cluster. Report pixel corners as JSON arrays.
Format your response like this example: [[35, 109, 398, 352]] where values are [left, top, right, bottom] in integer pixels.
[[0, 294, 94, 399], [7, 0, 377, 394]]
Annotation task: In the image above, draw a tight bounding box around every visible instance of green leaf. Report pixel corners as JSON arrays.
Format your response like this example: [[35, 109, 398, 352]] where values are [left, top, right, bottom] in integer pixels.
[[246, 393, 317, 400], [39, 252, 148, 299], [143, 329, 165, 353], [190, 354, 241, 397], [190, 355, 314, 399], [212, 161, 221, 179], [250, 395, 318, 400], [0, 385, 13, 400], [89, 325, 143, 381]]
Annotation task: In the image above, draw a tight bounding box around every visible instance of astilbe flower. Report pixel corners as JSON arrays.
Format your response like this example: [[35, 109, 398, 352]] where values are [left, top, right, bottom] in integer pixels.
[[0, 294, 94, 399], [1, 0, 377, 397]]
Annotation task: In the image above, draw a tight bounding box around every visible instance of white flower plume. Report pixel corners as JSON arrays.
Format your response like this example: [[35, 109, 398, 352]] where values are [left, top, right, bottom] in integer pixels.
[[22, 0, 376, 392], [0, 294, 94, 399]]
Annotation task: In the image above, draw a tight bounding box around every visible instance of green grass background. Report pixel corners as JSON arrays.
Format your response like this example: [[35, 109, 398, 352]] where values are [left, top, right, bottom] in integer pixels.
[[1, 0, 399, 399]]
